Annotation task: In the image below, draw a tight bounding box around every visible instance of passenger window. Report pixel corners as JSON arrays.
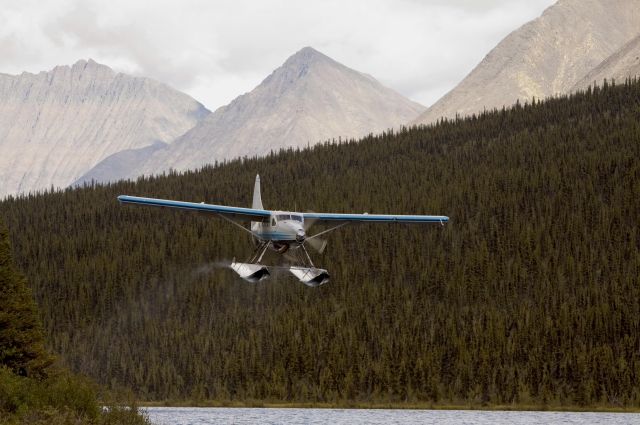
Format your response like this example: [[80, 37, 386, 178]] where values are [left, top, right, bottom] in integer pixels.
[[271, 217, 276, 226]]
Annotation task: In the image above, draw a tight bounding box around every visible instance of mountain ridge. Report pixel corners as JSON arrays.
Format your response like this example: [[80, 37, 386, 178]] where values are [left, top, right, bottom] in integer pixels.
[[0, 59, 209, 197], [412, 0, 640, 125], [572, 34, 640, 90], [95, 46, 425, 181]]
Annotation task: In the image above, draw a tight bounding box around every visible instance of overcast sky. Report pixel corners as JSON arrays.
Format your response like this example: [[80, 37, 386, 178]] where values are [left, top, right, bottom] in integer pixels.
[[0, 0, 556, 110]]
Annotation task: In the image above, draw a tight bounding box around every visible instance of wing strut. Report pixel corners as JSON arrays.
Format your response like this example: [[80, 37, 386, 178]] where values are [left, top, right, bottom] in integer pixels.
[[217, 213, 261, 239], [307, 222, 349, 240]]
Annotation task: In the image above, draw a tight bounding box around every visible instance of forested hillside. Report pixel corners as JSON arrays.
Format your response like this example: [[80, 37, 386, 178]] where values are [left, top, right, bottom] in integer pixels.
[[1, 80, 639, 407], [0, 219, 149, 423]]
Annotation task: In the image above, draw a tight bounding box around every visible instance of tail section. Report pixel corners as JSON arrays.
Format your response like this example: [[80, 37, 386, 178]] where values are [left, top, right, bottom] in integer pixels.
[[252, 174, 264, 210]]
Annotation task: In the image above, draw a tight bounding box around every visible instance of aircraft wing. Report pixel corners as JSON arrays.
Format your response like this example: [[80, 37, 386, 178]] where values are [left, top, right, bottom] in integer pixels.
[[302, 212, 449, 224], [117, 195, 271, 222]]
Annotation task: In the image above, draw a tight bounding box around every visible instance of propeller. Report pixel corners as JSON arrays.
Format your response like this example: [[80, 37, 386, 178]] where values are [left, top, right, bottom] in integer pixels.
[[303, 213, 319, 232], [306, 236, 327, 254], [302, 211, 327, 254]]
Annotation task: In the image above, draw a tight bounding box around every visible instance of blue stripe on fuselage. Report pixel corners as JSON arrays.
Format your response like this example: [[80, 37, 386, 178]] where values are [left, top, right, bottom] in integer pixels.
[[255, 232, 296, 241]]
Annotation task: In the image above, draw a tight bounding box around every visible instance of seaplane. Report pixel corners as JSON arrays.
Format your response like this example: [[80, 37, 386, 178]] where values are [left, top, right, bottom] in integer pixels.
[[118, 175, 449, 287]]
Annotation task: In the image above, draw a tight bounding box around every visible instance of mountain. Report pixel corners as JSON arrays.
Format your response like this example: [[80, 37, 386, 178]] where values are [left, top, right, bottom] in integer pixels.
[[572, 34, 640, 90], [0, 59, 209, 197], [73, 141, 168, 187], [103, 47, 424, 179], [412, 0, 640, 125]]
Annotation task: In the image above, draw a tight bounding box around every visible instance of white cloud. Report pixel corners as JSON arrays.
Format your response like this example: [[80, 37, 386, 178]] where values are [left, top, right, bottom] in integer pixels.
[[0, 0, 556, 109]]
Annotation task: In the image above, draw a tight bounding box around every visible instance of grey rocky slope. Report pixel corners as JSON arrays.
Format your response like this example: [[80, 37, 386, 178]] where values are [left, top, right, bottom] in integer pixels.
[[0, 59, 209, 197], [116, 47, 424, 178], [572, 34, 640, 90], [413, 0, 640, 125], [73, 141, 168, 187]]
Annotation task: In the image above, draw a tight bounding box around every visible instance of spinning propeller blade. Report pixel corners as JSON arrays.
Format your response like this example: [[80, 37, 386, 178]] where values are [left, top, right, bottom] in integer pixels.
[[303, 212, 319, 231], [306, 235, 327, 254]]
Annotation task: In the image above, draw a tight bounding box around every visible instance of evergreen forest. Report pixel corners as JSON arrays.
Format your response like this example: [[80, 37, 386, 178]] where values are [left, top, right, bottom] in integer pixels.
[[0, 219, 149, 423], [1, 80, 639, 408]]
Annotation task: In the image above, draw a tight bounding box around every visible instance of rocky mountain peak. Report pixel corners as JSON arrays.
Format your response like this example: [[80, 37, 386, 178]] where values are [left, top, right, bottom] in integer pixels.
[[282, 46, 332, 68], [110, 47, 425, 180], [44, 58, 116, 85], [72, 58, 111, 72], [0, 60, 209, 197], [260, 46, 343, 92], [412, 0, 640, 125]]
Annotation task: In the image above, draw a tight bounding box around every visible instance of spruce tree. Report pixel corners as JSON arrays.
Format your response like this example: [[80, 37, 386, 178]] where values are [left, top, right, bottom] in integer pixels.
[[0, 217, 52, 378]]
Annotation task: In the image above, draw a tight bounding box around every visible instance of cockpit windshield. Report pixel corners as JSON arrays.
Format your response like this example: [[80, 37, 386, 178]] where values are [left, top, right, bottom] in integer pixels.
[[275, 214, 303, 222]]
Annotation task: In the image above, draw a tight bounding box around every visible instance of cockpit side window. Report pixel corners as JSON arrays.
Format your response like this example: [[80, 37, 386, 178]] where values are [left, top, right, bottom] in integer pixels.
[[277, 214, 289, 221], [292, 215, 303, 222]]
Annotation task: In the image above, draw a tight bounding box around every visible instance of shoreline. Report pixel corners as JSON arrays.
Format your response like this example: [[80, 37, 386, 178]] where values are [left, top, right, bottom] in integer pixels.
[[136, 401, 640, 413]]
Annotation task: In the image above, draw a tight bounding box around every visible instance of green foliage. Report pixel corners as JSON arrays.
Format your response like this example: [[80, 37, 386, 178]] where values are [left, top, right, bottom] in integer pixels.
[[0, 366, 150, 424], [1, 79, 639, 407], [0, 366, 97, 420], [0, 219, 53, 378], [1, 218, 149, 423]]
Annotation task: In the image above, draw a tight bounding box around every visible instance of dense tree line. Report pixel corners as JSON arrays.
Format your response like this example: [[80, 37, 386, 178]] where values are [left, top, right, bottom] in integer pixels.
[[1, 80, 639, 407], [0, 220, 52, 379], [0, 219, 150, 423]]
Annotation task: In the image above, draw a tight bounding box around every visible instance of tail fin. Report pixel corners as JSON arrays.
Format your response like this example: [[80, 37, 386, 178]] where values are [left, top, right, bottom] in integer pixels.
[[252, 174, 264, 210]]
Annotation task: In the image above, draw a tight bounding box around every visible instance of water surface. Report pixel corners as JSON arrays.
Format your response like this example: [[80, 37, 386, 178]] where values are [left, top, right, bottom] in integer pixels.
[[145, 407, 640, 425]]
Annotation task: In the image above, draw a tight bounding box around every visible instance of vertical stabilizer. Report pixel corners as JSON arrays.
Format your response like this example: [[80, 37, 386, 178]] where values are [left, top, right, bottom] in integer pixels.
[[252, 174, 264, 210]]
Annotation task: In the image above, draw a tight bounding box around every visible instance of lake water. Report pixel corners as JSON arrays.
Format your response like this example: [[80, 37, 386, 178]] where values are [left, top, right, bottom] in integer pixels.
[[144, 407, 640, 425]]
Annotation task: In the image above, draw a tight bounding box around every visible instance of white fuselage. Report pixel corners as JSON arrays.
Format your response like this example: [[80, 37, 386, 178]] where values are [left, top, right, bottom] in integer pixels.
[[251, 211, 305, 244]]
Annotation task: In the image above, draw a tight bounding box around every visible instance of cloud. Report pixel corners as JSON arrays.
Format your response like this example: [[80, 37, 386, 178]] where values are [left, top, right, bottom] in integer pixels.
[[0, 0, 556, 109]]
